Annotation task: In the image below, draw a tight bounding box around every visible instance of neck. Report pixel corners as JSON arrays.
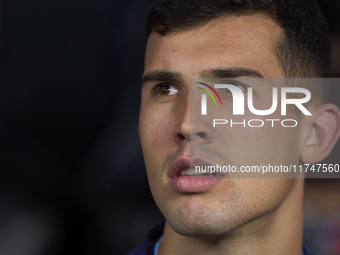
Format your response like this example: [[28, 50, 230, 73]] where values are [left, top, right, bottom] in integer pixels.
[[159, 179, 304, 255]]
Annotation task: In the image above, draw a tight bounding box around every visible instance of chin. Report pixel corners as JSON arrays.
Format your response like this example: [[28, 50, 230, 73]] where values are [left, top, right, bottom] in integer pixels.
[[165, 211, 240, 237]]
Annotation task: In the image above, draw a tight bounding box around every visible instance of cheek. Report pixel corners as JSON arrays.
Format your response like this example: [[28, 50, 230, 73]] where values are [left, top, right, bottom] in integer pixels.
[[139, 105, 177, 209], [139, 104, 178, 181], [235, 178, 294, 215], [212, 117, 302, 172], [139, 105, 175, 154]]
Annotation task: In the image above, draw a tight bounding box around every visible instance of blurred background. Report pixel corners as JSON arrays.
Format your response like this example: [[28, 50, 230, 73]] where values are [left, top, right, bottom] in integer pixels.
[[0, 0, 338, 255]]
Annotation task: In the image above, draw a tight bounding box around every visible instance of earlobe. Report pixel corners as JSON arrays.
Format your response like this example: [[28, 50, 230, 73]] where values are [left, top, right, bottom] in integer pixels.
[[301, 104, 340, 164]]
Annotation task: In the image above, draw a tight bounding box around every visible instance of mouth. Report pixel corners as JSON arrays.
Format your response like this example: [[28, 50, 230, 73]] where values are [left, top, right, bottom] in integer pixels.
[[178, 168, 221, 177], [169, 157, 223, 193]]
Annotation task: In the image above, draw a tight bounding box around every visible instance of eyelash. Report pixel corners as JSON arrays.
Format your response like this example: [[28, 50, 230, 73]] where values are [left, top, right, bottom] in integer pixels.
[[215, 82, 248, 93], [233, 83, 248, 92], [150, 81, 249, 98]]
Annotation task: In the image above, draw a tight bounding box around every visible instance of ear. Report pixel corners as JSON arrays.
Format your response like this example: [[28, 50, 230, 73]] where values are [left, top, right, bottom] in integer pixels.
[[301, 104, 340, 164]]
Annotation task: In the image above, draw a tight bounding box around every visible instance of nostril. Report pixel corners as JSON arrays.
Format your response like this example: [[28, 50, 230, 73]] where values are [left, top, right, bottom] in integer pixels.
[[197, 132, 206, 138], [178, 133, 186, 140]]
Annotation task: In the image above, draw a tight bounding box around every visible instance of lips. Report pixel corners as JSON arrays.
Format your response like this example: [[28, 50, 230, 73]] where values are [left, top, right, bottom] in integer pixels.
[[168, 157, 223, 193], [168, 157, 191, 178]]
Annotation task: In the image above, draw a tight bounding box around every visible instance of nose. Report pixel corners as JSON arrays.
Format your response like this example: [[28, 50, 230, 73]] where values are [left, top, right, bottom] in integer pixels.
[[173, 96, 214, 145]]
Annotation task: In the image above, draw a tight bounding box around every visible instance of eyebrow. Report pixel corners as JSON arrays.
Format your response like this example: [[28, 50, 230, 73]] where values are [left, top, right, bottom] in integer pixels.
[[199, 68, 264, 78], [141, 70, 183, 87], [141, 67, 264, 87]]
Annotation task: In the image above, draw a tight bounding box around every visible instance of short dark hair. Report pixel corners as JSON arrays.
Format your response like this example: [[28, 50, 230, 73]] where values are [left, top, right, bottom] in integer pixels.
[[146, 0, 331, 78]]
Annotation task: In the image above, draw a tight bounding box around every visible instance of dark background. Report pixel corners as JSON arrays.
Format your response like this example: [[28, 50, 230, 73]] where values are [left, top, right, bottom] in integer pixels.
[[0, 1, 339, 255]]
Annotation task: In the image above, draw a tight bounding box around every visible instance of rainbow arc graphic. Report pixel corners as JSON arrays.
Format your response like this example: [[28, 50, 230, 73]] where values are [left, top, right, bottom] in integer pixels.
[[196, 82, 222, 115]]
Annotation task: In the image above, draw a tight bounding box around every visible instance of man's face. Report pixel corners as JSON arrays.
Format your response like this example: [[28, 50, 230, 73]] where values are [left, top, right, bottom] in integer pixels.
[[139, 15, 307, 236]]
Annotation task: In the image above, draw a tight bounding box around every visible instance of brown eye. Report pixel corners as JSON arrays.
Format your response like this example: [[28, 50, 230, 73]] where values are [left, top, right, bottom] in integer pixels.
[[158, 83, 179, 96]]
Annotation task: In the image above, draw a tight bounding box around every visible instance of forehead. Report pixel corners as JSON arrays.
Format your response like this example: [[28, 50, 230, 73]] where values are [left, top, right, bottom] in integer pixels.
[[144, 15, 284, 78]]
